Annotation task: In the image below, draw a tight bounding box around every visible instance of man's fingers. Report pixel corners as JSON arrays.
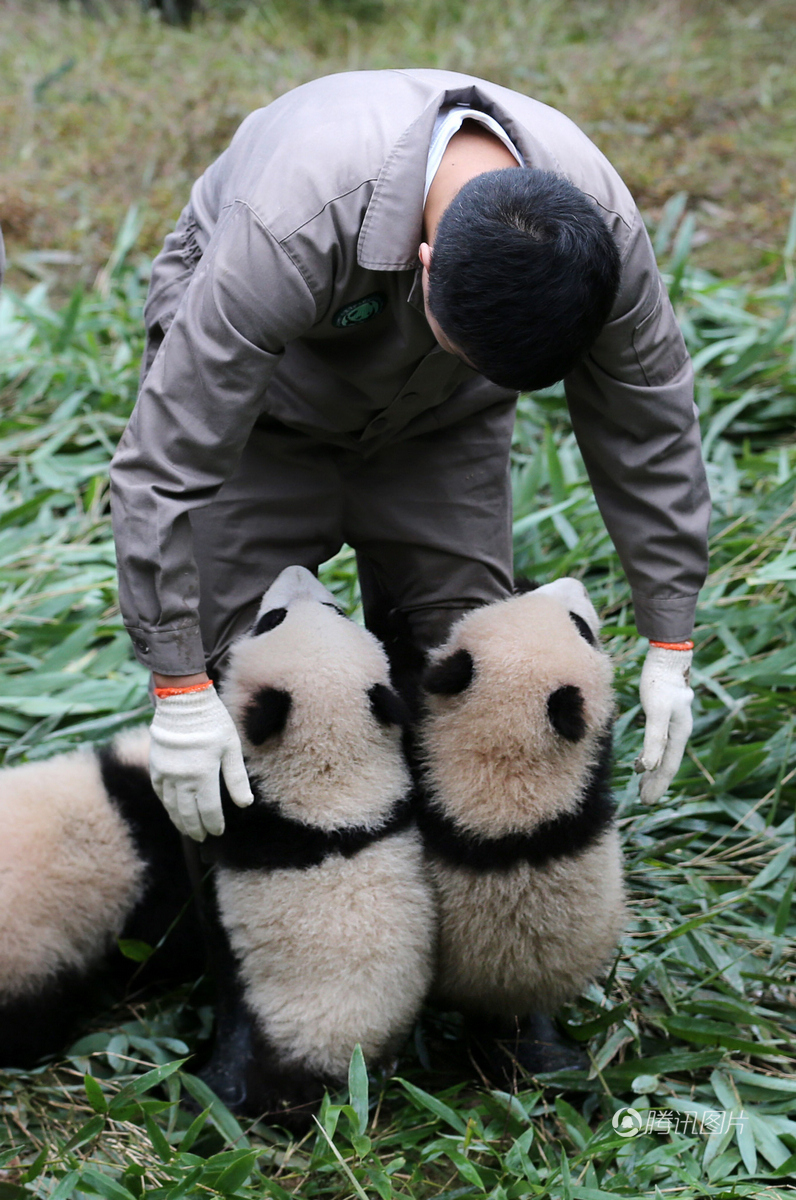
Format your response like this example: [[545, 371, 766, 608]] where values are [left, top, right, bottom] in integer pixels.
[[150, 767, 166, 804], [176, 784, 207, 842], [636, 713, 668, 775], [640, 766, 669, 805], [161, 780, 182, 829], [195, 772, 225, 838], [222, 743, 254, 808], [640, 702, 693, 803], [653, 703, 692, 791]]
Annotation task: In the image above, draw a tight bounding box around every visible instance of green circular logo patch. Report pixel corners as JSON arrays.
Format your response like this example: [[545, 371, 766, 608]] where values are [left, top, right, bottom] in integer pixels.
[[332, 292, 386, 328]]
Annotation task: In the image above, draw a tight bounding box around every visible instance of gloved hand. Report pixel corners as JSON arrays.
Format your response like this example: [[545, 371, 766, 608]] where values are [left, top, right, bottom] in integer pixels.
[[635, 643, 694, 803], [149, 684, 254, 841]]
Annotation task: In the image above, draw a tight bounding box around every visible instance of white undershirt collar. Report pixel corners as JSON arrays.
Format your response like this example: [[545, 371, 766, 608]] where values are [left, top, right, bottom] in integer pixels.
[[424, 104, 525, 200]]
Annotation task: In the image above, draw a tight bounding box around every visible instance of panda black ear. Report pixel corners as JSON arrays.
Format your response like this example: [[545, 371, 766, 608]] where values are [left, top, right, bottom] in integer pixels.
[[368, 683, 411, 727], [423, 648, 474, 696], [244, 687, 292, 744], [513, 577, 540, 594], [547, 685, 587, 742], [569, 611, 596, 646], [252, 607, 287, 636]]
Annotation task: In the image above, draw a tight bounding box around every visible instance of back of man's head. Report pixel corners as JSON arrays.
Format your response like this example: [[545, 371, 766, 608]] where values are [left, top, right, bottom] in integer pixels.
[[427, 169, 621, 391]]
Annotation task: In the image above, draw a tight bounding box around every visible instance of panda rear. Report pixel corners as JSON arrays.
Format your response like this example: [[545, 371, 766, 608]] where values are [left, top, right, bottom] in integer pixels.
[[0, 729, 202, 1066]]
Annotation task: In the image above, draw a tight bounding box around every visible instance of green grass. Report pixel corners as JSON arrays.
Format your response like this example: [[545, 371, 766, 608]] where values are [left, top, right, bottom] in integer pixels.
[[0, 193, 795, 1196], [2, 0, 796, 295]]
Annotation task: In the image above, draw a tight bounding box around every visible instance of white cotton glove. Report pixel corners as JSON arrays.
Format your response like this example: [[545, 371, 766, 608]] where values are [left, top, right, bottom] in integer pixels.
[[149, 685, 254, 841], [635, 644, 694, 804]]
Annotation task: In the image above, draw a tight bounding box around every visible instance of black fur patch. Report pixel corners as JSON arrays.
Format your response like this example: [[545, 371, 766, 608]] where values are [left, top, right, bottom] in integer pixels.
[[569, 610, 596, 646], [205, 778, 416, 871], [513, 578, 540, 594], [423, 648, 475, 696], [98, 747, 203, 984], [0, 749, 202, 1069], [416, 729, 615, 872], [547, 685, 587, 742], [368, 682, 411, 727], [361, 594, 427, 717], [0, 968, 93, 1068], [252, 607, 287, 636], [198, 984, 337, 1132], [244, 687, 292, 744]]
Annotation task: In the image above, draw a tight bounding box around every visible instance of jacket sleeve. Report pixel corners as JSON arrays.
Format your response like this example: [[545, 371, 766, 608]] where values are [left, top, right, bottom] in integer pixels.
[[563, 208, 710, 642], [110, 201, 317, 675]]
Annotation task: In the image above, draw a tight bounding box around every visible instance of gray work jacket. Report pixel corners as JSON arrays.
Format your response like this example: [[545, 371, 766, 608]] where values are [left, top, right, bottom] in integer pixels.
[[110, 69, 710, 675]]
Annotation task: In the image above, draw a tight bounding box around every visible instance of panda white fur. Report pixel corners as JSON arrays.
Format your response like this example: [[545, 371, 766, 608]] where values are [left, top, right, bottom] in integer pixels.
[[200, 566, 436, 1124], [416, 578, 625, 1025], [0, 728, 202, 1066]]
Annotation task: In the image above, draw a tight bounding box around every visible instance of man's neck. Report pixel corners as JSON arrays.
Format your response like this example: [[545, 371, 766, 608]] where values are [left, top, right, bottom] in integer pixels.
[[422, 120, 520, 241]]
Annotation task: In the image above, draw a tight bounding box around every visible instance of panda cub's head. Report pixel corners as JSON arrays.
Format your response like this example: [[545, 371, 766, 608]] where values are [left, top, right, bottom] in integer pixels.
[[420, 577, 615, 837], [221, 566, 410, 830]]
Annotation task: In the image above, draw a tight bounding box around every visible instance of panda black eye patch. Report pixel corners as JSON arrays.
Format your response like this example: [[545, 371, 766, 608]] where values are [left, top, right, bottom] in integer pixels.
[[569, 611, 596, 646], [423, 648, 475, 696], [547, 684, 587, 742], [252, 607, 288, 636], [244, 687, 292, 744], [368, 682, 411, 727]]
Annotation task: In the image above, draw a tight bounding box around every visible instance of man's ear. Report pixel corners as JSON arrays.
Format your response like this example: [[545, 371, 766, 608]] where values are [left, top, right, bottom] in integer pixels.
[[418, 242, 433, 272]]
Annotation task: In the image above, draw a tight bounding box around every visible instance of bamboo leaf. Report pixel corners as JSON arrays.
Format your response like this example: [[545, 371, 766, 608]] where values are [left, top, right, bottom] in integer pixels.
[[348, 1043, 369, 1136], [395, 1079, 467, 1133]]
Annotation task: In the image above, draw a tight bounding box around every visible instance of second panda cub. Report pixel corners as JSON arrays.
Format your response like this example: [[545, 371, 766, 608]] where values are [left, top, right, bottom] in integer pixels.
[[417, 578, 625, 1053], [207, 567, 435, 1122]]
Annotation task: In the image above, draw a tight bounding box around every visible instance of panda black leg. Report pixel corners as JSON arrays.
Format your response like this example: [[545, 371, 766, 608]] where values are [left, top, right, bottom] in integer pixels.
[[180, 837, 262, 1111], [234, 1023, 335, 1133], [466, 1012, 587, 1085], [0, 974, 90, 1068], [183, 840, 331, 1127]]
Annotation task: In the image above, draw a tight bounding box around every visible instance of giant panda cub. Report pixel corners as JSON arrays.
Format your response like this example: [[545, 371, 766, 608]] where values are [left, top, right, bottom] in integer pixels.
[[416, 577, 625, 1073], [0, 728, 202, 1067], [201, 566, 436, 1125]]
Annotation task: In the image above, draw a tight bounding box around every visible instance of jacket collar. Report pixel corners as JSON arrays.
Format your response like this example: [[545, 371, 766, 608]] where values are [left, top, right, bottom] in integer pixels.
[[357, 80, 561, 272]]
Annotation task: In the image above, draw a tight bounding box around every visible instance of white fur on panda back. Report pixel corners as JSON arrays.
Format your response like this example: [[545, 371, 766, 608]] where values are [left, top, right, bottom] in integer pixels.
[[431, 828, 626, 1016], [215, 830, 435, 1078], [421, 593, 615, 837], [222, 601, 410, 830], [0, 745, 145, 998], [108, 725, 150, 769]]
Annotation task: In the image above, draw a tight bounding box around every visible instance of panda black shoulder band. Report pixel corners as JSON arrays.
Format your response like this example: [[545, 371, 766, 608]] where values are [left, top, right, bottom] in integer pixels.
[[417, 731, 615, 872], [203, 780, 415, 871]]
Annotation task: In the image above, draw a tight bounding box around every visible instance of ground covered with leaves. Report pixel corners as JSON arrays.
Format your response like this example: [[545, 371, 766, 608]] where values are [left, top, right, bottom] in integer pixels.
[[0, 179, 794, 1196]]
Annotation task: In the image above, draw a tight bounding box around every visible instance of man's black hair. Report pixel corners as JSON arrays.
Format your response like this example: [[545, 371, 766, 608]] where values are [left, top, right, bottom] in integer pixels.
[[427, 168, 622, 391]]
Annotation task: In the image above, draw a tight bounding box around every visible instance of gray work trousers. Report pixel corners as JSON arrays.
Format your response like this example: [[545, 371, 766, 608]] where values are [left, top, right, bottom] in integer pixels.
[[189, 402, 516, 678]]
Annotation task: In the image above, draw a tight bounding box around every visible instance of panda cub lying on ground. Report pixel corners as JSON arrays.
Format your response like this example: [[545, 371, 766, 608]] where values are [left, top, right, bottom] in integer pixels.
[[0, 728, 203, 1067], [416, 577, 625, 1077]]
